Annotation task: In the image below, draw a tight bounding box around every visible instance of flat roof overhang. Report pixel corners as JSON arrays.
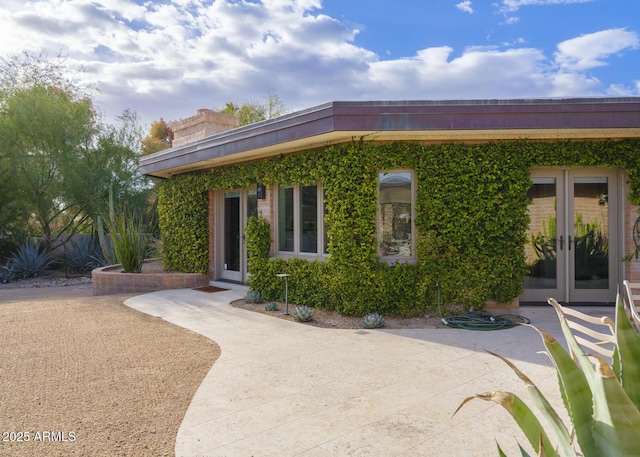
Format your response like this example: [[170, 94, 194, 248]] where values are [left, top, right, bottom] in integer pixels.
[[140, 98, 640, 179]]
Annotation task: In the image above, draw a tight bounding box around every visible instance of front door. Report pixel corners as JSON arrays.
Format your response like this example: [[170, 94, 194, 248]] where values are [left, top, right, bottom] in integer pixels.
[[522, 168, 619, 304], [219, 188, 258, 282]]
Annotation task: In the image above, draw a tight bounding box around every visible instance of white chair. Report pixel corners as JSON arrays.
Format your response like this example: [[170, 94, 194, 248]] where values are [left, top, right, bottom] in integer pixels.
[[622, 280, 640, 330], [548, 298, 616, 360]]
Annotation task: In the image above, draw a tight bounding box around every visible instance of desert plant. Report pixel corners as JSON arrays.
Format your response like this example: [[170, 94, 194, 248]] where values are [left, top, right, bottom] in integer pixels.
[[96, 215, 117, 265], [363, 312, 385, 329], [10, 242, 56, 279], [264, 301, 278, 311], [0, 262, 16, 283], [244, 289, 263, 304], [61, 235, 106, 274], [100, 211, 150, 273], [455, 294, 640, 456], [293, 305, 314, 322]]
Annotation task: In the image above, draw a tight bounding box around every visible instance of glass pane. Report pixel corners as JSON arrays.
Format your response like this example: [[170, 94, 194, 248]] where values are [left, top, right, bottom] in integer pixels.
[[574, 178, 609, 289], [525, 179, 557, 289], [224, 192, 240, 272], [247, 189, 258, 219], [300, 185, 318, 253], [278, 186, 294, 252], [379, 172, 412, 257]]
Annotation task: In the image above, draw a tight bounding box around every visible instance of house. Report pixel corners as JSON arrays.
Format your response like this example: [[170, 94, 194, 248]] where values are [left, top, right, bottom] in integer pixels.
[[140, 98, 640, 315]]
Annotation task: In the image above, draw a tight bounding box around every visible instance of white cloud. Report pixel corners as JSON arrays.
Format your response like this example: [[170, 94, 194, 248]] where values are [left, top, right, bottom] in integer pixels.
[[555, 28, 640, 71], [456, 1, 474, 14], [0, 0, 636, 127], [499, 0, 593, 13]]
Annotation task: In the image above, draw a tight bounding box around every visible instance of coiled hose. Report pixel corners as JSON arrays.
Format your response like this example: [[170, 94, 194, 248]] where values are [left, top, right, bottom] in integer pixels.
[[435, 282, 530, 331], [441, 311, 530, 331]]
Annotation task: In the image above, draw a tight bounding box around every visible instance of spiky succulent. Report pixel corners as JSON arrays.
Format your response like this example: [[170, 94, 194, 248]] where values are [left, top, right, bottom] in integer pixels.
[[363, 312, 385, 329], [264, 301, 278, 311], [0, 262, 16, 284], [244, 289, 263, 304], [11, 242, 55, 279], [293, 305, 314, 322]]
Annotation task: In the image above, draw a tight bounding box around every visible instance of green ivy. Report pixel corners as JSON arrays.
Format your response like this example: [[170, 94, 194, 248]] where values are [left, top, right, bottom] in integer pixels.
[[157, 174, 209, 273], [157, 139, 640, 315]]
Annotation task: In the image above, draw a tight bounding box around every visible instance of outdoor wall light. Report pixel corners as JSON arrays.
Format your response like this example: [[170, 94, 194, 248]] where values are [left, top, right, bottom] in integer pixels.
[[257, 183, 266, 199]]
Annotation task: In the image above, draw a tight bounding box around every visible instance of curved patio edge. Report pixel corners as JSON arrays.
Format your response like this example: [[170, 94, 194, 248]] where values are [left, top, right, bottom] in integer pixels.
[[92, 262, 208, 295]]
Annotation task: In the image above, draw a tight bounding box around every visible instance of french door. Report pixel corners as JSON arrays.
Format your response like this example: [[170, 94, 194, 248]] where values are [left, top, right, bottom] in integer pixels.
[[522, 168, 619, 304], [219, 188, 258, 282]]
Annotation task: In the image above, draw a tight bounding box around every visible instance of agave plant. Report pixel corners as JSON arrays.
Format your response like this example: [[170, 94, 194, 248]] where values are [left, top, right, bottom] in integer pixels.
[[11, 242, 56, 279], [293, 305, 314, 322], [455, 293, 640, 456], [363, 312, 385, 329], [264, 301, 278, 311], [245, 289, 263, 304], [0, 262, 16, 283], [62, 235, 106, 274]]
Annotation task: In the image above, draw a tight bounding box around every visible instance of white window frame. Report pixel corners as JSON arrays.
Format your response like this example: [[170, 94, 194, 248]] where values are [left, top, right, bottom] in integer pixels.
[[377, 169, 417, 264], [275, 184, 328, 258]]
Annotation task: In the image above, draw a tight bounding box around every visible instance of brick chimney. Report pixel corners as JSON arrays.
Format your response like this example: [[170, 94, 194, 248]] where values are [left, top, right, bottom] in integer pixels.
[[171, 109, 239, 147]]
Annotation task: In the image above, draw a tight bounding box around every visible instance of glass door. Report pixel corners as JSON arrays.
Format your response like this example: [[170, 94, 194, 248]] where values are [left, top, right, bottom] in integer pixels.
[[522, 169, 618, 304], [571, 173, 614, 303], [220, 188, 258, 282]]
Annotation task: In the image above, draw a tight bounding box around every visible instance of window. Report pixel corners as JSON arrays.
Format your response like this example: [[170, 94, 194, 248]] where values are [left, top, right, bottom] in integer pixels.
[[278, 186, 295, 251], [277, 184, 327, 256], [378, 171, 415, 260]]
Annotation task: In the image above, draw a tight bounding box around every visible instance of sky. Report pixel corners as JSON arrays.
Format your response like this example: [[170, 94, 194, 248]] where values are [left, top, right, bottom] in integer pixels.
[[0, 0, 638, 128]]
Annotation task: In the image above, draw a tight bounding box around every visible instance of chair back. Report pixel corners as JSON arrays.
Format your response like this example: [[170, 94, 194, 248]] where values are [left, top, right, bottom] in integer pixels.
[[622, 280, 640, 330], [548, 298, 616, 360]]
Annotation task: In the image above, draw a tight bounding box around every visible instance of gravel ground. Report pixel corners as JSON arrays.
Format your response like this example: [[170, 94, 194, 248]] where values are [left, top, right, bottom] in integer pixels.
[[0, 281, 220, 457], [233, 300, 447, 329]]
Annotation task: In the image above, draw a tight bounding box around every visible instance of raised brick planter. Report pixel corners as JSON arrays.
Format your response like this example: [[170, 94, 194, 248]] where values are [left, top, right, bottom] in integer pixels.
[[92, 262, 208, 296]]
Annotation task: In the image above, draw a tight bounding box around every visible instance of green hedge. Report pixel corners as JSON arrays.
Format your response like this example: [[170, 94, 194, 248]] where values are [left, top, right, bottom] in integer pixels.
[[157, 140, 640, 315]]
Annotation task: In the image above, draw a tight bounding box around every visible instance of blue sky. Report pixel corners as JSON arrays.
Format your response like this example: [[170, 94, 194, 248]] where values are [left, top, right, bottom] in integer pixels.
[[0, 0, 638, 128]]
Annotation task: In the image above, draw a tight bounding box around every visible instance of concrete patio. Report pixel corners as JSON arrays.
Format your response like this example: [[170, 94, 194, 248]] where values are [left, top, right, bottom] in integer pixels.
[[125, 286, 614, 456]]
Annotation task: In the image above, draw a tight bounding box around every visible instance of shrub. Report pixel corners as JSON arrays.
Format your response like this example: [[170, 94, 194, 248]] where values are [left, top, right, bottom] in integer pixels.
[[11, 242, 56, 279]]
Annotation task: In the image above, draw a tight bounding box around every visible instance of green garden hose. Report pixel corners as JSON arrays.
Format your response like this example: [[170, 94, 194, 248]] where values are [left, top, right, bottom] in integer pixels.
[[435, 282, 530, 330], [441, 311, 530, 331]]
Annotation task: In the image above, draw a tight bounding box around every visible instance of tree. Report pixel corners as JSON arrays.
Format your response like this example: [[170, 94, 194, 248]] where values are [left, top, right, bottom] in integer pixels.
[[0, 84, 95, 243], [141, 118, 174, 155], [220, 90, 287, 126], [0, 52, 151, 248]]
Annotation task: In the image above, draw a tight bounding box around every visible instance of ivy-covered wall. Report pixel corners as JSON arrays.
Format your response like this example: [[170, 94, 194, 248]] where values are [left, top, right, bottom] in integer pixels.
[[158, 140, 640, 316]]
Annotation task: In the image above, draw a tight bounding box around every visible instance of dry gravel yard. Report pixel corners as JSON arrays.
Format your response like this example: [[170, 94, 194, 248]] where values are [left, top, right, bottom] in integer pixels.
[[0, 281, 220, 457]]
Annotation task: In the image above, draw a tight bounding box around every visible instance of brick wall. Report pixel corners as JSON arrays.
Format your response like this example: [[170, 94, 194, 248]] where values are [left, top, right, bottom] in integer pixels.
[[172, 109, 239, 147], [257, 185, 276, 256], [92, 263, 207, 295], [624, 181, 640, 281]]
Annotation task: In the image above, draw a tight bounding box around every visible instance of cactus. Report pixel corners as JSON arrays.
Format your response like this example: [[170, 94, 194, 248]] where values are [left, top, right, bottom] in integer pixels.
[[264, 301, 278, 311], [293, 305, 314, 322], [244, 289, 263, 304], [363, 312, 385, 329]]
